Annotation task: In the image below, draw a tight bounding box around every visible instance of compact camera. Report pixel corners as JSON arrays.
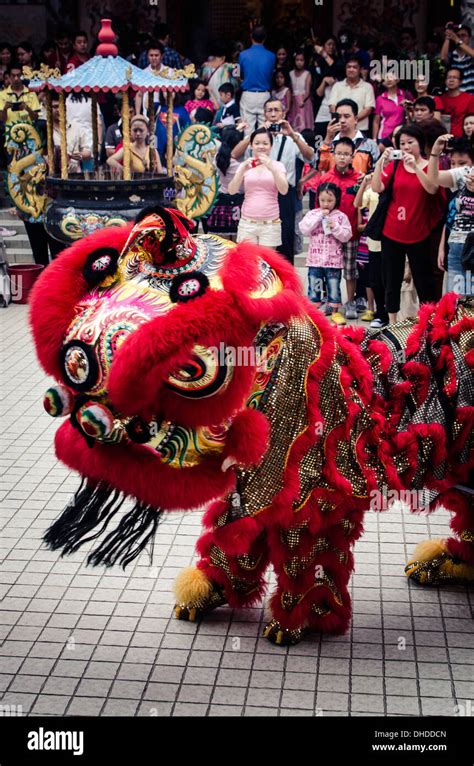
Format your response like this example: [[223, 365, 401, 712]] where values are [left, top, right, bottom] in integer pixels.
[[269, 123, 281, 132], [391, 149, 402, 160]]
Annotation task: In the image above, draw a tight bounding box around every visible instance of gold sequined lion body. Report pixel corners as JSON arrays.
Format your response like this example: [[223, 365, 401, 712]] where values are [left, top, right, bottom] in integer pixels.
[[29, 208, 474, 646]]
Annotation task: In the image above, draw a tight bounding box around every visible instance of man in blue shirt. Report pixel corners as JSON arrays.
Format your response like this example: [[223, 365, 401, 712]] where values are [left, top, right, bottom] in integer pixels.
[[238, 26, 275, 133]]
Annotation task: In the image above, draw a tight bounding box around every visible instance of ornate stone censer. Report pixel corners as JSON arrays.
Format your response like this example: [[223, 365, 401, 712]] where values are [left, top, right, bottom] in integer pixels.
[[27, 19, 194, 244]]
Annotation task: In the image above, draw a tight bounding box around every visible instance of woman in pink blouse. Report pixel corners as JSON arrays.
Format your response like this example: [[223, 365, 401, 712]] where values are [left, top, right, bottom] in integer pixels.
[[372, 73, 412, 140], [228, 128, 288, 247]]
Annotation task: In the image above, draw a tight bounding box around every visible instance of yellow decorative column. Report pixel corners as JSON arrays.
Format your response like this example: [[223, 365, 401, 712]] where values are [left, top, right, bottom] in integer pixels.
[[122, 89, 131, 180], [91, 92, 99, 167], [45, 90, 54, 175], [58, 92, 68, 179], [147, 96, 155, 173], [166, 90, 175, 176]]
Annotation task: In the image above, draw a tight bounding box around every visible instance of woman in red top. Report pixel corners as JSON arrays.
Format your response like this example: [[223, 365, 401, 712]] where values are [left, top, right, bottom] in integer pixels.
[[372, 124, 439, 324]]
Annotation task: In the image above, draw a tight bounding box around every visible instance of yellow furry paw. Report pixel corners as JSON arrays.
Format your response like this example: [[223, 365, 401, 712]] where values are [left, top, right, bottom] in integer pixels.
[[173, 567, 226, 622], [173, 567, 212, 605], [405, 539, 474, 585]]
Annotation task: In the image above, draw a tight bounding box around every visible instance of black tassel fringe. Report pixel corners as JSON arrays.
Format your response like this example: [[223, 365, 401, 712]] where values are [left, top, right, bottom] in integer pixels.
[[43, 480, 162, 569]]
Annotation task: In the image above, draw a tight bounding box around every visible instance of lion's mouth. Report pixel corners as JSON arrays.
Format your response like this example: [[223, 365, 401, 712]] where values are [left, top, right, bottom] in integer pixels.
[[43, 384, 231, 469]]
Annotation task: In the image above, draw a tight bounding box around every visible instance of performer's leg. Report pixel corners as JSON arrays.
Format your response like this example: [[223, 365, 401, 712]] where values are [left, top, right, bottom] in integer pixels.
[[263, 507, 364, 645], [174, 499, 269, 621], [405, 489, 474, 584]]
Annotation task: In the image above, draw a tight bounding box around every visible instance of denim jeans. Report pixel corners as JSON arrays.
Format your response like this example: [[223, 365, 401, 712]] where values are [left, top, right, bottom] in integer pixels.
[[308, 266, 342, 305], [447, 241, 474, 296]]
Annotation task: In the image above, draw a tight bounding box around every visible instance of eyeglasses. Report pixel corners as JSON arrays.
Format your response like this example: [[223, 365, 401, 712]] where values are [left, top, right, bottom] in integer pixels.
[[334, 151, 352, 157]]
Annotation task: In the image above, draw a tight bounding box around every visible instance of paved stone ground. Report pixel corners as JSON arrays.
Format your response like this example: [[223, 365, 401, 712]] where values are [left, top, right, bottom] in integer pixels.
[[1, 304, 473, 718]]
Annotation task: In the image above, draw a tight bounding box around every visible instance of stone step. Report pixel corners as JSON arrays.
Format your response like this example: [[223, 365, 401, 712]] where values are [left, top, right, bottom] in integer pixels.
[[3, 249, 34, 264], [3, 235, 30, 246]]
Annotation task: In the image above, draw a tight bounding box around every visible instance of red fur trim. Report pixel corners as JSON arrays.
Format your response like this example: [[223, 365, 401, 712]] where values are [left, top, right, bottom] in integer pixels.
[[220, 242, 305, 326], [367, 339, 393, 375], [449, 316, 474, 342], [201, 500, 229, 530], [29, 225, 132, 378], [221, 409, 270, 467], [405, 302, 434, 357], [196, 516, 261, 558], [402, 360, 431, 405], [55, 420, 236, 511]]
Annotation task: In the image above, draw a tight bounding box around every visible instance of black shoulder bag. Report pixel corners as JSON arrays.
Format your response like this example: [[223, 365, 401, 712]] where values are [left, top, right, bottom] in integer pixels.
[[363, 160, 399, 241]]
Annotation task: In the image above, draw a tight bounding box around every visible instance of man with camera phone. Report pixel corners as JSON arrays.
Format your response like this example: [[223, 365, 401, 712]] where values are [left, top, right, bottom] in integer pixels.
[[0, 62, 41, 128]]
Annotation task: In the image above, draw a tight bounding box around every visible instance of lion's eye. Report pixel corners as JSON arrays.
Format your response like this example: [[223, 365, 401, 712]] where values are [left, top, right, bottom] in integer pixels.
[[83, 248, 119, 285], [166, 345, 232, 398], [169, 271, 209, 303]]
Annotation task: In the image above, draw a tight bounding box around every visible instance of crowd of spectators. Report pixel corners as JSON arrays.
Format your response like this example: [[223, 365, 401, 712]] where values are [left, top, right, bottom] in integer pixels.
[[0, 18, 473, 321]]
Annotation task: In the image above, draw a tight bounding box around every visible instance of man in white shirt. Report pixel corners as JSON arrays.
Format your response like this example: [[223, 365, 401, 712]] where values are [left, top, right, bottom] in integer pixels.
[[330, 56, 375, 133], [135, 42, 173, 114]]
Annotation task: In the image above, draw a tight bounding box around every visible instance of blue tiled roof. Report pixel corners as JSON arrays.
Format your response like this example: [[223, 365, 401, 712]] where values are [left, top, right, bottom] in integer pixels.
[[29, 55, 189, 92]]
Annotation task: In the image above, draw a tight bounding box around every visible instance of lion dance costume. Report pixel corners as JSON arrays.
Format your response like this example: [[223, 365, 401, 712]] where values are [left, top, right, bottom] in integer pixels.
[[30, 207, 474, 645]]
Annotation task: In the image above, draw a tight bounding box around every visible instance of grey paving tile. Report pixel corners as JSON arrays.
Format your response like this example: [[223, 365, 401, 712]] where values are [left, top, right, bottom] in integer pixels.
[[101, 698, 139, 716], [216, 668, 250, 687], [211, 686, 247, 706], [0, 692, 36, 713], [246, 687, 281, 708], [115, 663, 151, 682], [8, 675, 46, 694], [351, 694, 385, 713], [144, 683, 179, 702], [419, 679, 453, 698], [67, 697, 105, 716], [251, 670, 284, 689], [75, 678, 113, 698], [244, 705, 279, 718], [417, 662, 451, 679], [316, 674, 349, 693], [137, 701, 173, 716], [183, 666, 218, 685], [31, 695, 70, 715], [421, 697, 456, 716], [386, 696, 420, 715], [172, 702, 208, 716], [453, 680, 474, 698], [315, 691, 349, 712], [178, 685, 213, 704], [208, 704, 243, 716], [149, 666, 184, 685], [280, 689, 315, 709], [220, 652, 255, 669], [41, 676, 80, 696]]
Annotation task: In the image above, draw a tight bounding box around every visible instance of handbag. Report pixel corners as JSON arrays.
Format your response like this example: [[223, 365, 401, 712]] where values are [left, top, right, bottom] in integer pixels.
[[363, 160, 399, 241], [461, 232, 474, 271]]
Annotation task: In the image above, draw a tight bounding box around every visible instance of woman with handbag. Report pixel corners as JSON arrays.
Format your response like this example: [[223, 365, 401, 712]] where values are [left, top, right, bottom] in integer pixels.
[[428, 133, 474, 296], [372, 124, 439, 324]]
